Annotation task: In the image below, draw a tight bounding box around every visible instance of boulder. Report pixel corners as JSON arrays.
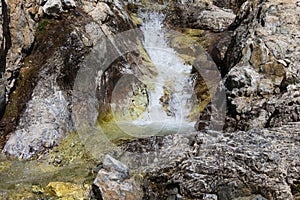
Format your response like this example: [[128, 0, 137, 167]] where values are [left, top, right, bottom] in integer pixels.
[[93, 155, 143, 200]]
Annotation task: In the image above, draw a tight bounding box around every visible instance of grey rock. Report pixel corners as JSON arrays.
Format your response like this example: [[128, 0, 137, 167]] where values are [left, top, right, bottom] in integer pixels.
[[43, 0, 62, 16], [203, 194, 218, 200], [166, 3, 236, 32], [94, 155, 142, 200], [2, 10, 92, 158], [3, 85, 72, 159], [0, 79, 5, 117], [103, 154, 129, 180], [120, 123, 300, 199], [3, 0, 36, 94], [221, 0, 300, 131], [0, 1, 3, 50], [197, 9, 236, 32]]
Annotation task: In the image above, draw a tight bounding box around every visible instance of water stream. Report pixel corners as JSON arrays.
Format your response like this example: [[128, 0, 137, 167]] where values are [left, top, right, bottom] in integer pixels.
[[106, 10, 197, 138]]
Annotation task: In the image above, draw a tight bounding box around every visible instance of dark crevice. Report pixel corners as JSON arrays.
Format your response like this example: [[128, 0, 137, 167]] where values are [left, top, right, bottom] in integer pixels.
[[0, 0, 11, 75], [92, 184, 103, 200], [264, 109, 279, 128]]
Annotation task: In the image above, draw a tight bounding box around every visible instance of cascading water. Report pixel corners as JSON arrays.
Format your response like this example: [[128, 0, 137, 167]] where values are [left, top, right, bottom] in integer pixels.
[[132, 11, 196, 127], [104, 9, 198, 138]]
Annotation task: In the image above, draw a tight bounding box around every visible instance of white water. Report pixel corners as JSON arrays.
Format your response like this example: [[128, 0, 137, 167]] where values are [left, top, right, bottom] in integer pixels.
[[132, 12, 195, 127]]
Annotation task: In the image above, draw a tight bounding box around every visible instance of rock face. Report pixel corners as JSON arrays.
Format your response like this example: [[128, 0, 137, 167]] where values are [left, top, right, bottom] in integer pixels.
[[120, 123, 300, 200], [166, 2, 236, 32], [1, 0, 143, 158], [93, 155, 143, 200], [222, 0, 300, 131]]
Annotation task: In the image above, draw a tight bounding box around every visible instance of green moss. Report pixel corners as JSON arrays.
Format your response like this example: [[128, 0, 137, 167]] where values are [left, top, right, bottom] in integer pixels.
[[38, 19, 50, 31]]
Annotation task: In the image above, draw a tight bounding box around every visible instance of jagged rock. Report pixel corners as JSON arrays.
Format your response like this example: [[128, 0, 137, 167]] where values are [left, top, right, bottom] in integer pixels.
[[103, 154, 129, 181], [3, 89, 72, 158], [196, 9, 236, 32], [212, 0, 247, 13], [94, 155, 143, 200], [42, 0, 62, 16], [120, 123, 300, 199], [3, 0, 36, 92], [225, 65, 260, 97], [220, 0, 300, 131]]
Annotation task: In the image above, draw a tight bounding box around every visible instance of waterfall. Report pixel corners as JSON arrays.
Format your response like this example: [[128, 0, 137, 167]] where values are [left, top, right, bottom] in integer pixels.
[[132, 11, 196, 128]]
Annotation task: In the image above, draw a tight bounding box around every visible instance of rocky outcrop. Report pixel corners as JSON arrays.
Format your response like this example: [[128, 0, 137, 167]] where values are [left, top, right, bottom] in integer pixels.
[[2, 10, 90, 158], [93, 155, 143, 200], [119, 122, 300, 199], [222, 0, 300, 131], [1, 0, 147, 158]]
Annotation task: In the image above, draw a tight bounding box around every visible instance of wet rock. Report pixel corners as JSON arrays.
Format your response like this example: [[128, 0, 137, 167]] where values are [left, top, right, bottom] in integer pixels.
[[42, 0, 62, 16], [94, 155, 143, 200], [46, 182, 91, 199]]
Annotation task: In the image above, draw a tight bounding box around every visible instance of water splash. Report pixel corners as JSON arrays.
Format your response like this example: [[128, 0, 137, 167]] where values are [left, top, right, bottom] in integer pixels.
[[134, 11, 195, 126]]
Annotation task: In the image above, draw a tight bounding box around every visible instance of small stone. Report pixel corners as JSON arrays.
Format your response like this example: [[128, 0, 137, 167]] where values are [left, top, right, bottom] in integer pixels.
[[103, 154, 129, 179], [31, 185, 44, 194], [42, 0, 62, 17], [62, 0, 76, 8], [296, 1, 300, 6], [203, 194, 218, 200]]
